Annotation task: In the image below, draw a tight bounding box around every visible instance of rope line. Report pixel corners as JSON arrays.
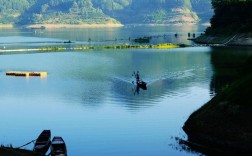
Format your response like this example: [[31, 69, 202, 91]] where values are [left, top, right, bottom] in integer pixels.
[[16, 139, 36, 149]]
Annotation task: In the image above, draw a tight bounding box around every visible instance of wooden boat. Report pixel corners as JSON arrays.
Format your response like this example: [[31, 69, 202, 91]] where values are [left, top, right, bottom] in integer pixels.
[[33, 130, 51, 154], [51, 136, 67, 156], [137, 80, 147, 90], [30, 26, 46, 29]]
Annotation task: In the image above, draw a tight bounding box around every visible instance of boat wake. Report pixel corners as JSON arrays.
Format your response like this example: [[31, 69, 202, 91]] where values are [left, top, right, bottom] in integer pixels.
[[111, 76, 135, 85], [147, 69, 195, 85], [110, 68, 195, 88]]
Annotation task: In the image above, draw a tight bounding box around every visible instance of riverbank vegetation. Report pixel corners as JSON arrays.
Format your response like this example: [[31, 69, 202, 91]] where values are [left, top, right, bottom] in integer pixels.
[[206, 0, 252, 35], [193, 0, 252, 45], [0, 43, 183, 53], [38, 43, 183, 52]]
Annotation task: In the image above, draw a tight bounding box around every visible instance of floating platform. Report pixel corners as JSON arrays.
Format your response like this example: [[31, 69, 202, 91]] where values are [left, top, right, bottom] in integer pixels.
[[6, 71, 47, 77]]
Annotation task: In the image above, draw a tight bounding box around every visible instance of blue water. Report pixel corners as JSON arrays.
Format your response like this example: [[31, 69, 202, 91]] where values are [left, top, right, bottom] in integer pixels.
[[0, 26, 213, 156]]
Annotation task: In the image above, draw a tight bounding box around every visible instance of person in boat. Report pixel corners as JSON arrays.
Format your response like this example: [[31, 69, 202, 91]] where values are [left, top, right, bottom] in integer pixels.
[[136, 71, 140, 83]]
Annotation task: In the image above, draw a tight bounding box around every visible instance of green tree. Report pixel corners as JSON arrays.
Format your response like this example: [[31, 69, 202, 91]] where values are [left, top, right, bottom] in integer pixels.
[[69, 1, 79, 13], [41, 4, 49, 13]]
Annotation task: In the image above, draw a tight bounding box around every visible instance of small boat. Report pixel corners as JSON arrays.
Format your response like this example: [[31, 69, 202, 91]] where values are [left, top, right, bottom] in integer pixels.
[[134, 37, 151, 43], [31, 26, 46, 29], [33, 130, 51, 154], [63, 40, 73, 44], [51, 136, 67, 156], [137, 80, 147, 90]]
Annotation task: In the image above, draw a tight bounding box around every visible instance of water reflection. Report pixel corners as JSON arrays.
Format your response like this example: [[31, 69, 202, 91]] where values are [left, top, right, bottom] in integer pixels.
[[0, 27, 214, 156], [210, 46, 252, 94], [1, 25, 206, 46], [106, 48, 212, 110], [0, 45, 212, 112]]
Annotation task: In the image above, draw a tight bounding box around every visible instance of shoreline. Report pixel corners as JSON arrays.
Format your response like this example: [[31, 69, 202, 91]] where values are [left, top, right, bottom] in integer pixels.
[[0, 24, 14, 28], [25, 23, 124, 29], [0, 23, 208, 29], [192, 33, 252, 46], [125, 23, 197, 26]]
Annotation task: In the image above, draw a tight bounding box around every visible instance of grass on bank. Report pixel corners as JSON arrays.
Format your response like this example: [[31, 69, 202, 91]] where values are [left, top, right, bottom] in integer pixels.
[[38, 43, 184, 52]]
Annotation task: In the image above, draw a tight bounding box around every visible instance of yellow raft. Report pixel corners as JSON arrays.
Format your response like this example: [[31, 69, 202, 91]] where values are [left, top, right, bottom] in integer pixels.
[[6, 71, 47, 77]]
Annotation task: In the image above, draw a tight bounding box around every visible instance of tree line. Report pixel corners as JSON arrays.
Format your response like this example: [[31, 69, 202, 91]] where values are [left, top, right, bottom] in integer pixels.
[[206, 0, 252, 34]]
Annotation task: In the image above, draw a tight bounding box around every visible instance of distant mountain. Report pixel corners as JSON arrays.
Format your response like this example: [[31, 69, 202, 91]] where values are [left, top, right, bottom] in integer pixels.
[[0, 0, 212, 26], [97, 0, 213, 24]]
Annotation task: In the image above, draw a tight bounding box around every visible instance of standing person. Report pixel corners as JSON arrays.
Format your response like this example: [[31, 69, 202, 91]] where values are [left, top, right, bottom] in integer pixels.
[[136, 71, 140, 83]]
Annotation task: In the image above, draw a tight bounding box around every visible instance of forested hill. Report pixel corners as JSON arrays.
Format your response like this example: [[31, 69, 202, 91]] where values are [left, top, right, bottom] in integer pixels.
[[206, 0, 252, 34], [0, 0, 212, 26]]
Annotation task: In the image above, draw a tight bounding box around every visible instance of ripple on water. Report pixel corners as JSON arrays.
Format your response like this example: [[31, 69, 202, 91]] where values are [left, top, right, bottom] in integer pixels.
[[108, 73, 196, 111]]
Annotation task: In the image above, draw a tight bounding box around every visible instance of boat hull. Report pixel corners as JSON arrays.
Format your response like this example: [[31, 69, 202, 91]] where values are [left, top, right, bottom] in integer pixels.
[[137, 81, 147, 90], [51, 136, 67, 156], [33, 130, 51, 154]]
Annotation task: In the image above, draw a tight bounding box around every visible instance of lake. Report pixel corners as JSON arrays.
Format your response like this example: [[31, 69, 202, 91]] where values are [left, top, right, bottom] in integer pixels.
[[0, 25, 251, 156]]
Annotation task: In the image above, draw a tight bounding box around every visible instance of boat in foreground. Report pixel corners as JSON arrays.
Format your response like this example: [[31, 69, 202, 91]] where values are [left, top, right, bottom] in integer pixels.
[[33, 130, 51, 154], [51, 136, 67, 156]]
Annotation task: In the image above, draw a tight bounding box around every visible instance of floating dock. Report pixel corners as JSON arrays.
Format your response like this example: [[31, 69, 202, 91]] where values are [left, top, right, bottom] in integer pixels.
[[6, 71, 47, 77]]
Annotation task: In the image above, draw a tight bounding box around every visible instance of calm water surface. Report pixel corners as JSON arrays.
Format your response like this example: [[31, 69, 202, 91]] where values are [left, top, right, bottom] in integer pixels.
[[0, 26, 234, 156]]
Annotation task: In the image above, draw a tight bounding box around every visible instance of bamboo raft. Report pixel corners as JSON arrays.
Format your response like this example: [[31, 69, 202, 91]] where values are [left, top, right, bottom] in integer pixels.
[[6, 71, 47, 77]]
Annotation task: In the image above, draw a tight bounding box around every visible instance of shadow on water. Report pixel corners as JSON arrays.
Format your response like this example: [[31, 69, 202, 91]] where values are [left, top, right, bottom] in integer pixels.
[[167, 137, 204, 156], [132, 83, 147, 96], [210, 46, 252, 95], [108, 77, 152, 110], [173, 137, 227, 156], [176, 136, 251, 156]]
